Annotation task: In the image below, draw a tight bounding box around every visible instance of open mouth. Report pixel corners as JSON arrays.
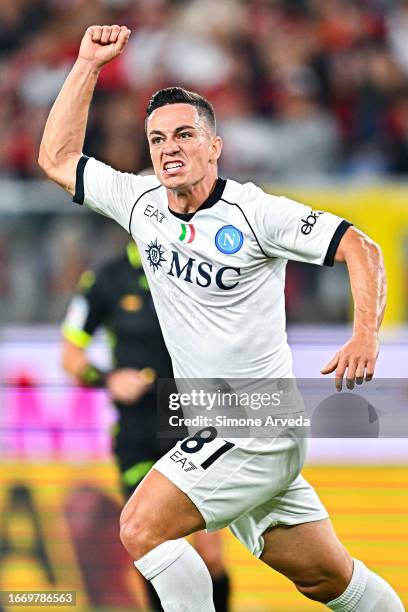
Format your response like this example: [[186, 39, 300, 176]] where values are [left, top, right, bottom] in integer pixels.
[[163, 160, 185, 175]]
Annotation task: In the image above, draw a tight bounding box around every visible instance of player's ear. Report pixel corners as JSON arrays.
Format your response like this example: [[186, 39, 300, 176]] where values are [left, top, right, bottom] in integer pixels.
[[210, 135, 223, 163]]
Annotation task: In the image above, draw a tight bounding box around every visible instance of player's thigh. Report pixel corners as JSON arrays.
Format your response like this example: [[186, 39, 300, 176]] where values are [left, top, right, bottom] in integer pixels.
[[261, 518, 352, 587], [120, 464, 206, 541]]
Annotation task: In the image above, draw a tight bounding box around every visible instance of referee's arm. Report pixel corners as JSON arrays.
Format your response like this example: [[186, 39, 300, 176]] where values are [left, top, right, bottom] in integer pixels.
[[62, 271, 152, 403], [38, 25, 131, 193], [62, 271, 108, 387], [321, 226, 386, 391], [62, 340, 90, 381]]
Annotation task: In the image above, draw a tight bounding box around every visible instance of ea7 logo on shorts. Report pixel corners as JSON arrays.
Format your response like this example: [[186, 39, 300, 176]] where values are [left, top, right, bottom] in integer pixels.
[[170, 450, 197, 472], [215, 225, 244, 254], [301, 210, 324, 235]]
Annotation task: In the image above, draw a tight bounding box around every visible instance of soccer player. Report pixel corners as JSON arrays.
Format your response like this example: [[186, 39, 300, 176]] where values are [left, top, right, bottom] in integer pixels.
[[39, 25, 403, 612], [61, 242, 231, 611]]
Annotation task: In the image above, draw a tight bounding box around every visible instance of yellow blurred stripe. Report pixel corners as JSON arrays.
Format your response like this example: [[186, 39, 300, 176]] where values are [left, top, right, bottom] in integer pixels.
[[0, 463, 406, 611]]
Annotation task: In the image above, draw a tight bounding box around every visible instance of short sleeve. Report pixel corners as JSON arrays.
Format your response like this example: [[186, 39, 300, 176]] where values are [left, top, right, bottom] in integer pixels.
[[73, 156, 161, 232], [252, 193, 352, 266], [61, 270, 108, 348]]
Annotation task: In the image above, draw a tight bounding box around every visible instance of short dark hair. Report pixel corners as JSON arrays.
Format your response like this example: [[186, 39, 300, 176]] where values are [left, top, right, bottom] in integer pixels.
[[146, 87, 216, 132]]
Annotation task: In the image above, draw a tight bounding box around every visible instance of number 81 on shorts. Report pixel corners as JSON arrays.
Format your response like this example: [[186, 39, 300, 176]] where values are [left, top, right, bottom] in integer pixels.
[[178, 427, 235, 470]]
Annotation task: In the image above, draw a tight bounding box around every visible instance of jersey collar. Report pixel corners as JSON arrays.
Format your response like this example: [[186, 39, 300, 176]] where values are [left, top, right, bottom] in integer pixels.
[[168, 177, 227, 221]]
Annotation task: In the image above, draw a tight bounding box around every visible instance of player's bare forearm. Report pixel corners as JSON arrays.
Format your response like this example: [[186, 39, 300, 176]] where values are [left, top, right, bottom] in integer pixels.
[[339, 228, 386, 338], [38, 59, 100, 193], [321, 227, 386, 390], [38, 25, 131, 194]]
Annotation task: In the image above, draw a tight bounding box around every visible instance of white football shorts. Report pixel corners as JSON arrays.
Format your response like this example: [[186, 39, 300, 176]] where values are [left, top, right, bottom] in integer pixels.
[[153, 431, 328, 558]]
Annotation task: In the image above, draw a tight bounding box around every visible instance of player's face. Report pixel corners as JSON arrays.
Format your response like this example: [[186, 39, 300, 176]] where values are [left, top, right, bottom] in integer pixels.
[[146, 104, 222, 189]]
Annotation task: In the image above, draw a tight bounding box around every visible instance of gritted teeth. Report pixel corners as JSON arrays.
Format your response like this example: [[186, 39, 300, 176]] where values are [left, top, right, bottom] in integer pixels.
[[164, 161, 183, 170]]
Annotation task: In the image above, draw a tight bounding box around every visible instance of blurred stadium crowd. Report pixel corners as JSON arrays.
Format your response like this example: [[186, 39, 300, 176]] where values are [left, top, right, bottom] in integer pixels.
[[5, 0, 408, 179], [2, 0, 408, 323]]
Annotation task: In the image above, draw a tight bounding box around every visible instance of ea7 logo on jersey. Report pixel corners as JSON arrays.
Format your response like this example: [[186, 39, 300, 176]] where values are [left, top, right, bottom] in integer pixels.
[[215, 225, 244, 254], [144, 204, 166, 223], [301, 210, 324, 235], [167, 251, 241, 290]]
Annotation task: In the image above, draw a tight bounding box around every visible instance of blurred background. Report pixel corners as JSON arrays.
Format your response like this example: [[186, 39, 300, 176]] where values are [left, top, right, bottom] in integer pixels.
[[0, 0, 407, 610]]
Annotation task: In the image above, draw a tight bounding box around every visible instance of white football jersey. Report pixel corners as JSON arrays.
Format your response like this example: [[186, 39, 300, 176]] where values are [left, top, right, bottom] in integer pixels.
[[74, 156, 351, 380]]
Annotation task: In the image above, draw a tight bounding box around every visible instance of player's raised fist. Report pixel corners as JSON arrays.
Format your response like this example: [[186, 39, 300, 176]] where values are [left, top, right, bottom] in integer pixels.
[[78, 25, 131, 68]]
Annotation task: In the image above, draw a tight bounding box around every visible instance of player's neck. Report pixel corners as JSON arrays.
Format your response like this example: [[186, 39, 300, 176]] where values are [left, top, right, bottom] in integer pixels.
[[167, 172, 219, 214]]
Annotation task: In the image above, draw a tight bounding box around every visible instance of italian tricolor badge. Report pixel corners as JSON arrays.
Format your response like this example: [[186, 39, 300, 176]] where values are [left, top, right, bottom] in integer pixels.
[[179, 223, 195, 243]]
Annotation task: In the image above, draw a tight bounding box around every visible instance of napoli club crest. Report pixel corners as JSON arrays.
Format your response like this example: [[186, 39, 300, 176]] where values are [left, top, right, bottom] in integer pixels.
[[215, 225, 244, 254]]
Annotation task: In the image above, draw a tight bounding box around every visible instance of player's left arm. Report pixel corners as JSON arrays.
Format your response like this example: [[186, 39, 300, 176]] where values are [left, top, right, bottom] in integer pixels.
[[321, 226, 387, 391]]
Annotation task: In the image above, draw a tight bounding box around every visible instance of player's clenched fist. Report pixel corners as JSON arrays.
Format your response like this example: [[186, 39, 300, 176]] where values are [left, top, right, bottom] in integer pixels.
[[78, 25, 131, 68]]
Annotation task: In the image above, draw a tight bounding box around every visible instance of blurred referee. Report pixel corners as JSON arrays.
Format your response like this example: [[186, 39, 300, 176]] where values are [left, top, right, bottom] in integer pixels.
[[61, 242, 230, 612]]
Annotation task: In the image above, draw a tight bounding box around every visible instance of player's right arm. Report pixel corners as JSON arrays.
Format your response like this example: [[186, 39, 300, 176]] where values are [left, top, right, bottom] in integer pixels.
[[38, 25, 131, 194]]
